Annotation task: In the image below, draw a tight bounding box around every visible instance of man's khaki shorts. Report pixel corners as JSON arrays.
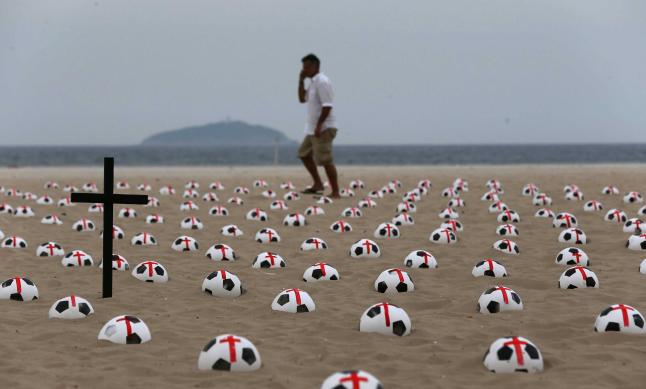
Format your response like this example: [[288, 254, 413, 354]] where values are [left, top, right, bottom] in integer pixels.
[[298, 128, 337, 166]]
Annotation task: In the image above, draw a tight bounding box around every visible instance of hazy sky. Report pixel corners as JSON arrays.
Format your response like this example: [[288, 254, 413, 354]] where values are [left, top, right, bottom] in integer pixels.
[[1, 0, 645, 145]]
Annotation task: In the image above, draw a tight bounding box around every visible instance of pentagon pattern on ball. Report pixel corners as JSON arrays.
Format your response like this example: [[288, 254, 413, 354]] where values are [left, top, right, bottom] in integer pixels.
[[368, 190, 384, 199], [206, 243, 236, 261], [300, 237, 327, 251], [583, 200, 603, 212], [522, 183, 540, 197], [116, 181, 130, 189], [303, 263, 339, 282], [118, 207, 137, 218], [183, 189, 199, 199], [36, 241, 64, 257], [419, 178, 433, 189], [482, 191, 500, 202], [350, 179, 365, 189], [396, 201, 416, 214], [330, 220, 352, 233], [72, 218, 95, 232], [98, 315, 151, 344], [145, 214, 164, 224], [132, 260, 168, 283], [317, 195, 334, 204], [81, 182, 98, 192], [88, 203, 103, 212], [404, 250, 437, 269], [171, 235, 199, 252], [271, 288, 315, 313], [639, 206, 646, 216], [270, 200, 288, 210], [255, 228, 280, 244], [359, 302, 411, 337], [0, 203, 14, 214], [61, 250, 94, 267], [0, 277, 39, 301], [493, 239, 519, 255], [36, 195, 54, 205], [429, 228, 457, 245], [41, 214, 63, 225], [180, 216, 203, 230], [13, 205, 35, 217], [252, 251, 285, 269], [221, 224, 243, 237], [448, 197, 465, 208], [342, 207, 363, 218], [553, 212, 577, 228], [441, 219, 463, 232], [374, 268, 414, 294], [392, 212, 414, 226], [602, 185, 620, 195], [496, 224, 518, 236], [2, 235, 28, 248], [283, 213, 306, 227], [534, 208, 554, 218], [198, 334, 261, 372], [48, 295, 94, 319], [472, 259, 507, 278], [234, 186, 250, 195], [349, 239, 381, 258], [373, 222, 400, 239], [623, 218, 644, 234], [477, 285, 523, 314], [131, 232, 157, 246], [202, 270, 243, 298], [321, 370, 383, 389], [208, 205, 229, 216], [305, 205, 325, 215], [283, 191, 301, 201], [185, 180, 200, 190], [565, 189, 584, 201], [438, 207, 459, 219], [532, 193, 552, 206], [340, 188, 355, 198], [245, 208, 268, 221], [209, 181, 225, 190], [488, 201, 507, 213], [203, 192, 219, 202], [253, 179, 268, 188], [594, 304, 646, 334], [99, 254, 129, 271], [441, 186, 460, 198], [558, 266, 599, 289], [180, 201, 199, 211], [559, 228, 587, 245], [497, 209, 520, 223], [483, 336, 543, 373], [623, 191, 643, 204], [555, 247, 589, 266], [604, 209, 627, 223], [358, 198, 377, 208], [626, 234, 646, 251]]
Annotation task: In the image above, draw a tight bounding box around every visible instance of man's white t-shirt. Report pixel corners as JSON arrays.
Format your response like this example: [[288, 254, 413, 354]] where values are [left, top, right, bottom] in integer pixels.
[[304, 72, 337, 135]]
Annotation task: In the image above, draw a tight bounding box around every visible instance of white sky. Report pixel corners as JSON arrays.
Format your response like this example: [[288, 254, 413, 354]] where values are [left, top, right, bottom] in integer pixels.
[[1, 0, 645, 145]]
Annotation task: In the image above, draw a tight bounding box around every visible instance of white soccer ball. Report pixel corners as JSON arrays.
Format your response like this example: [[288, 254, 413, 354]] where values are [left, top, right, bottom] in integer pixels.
[[349, 179, 365, 189], [553, 212, 578, 228], [36, 241, 64, 257], [1, 235, 27, 248], [255, 228, 281, 243], [429, 228, 457, 245], [330, 220, 352, 233], [497, 210, 520, 223], [440, 219, 463, 232], [283, 213, 306, 227], [492, 239, 520, 255], [146, 196, 160, 207], [270, 200, 288, 210], [482, 191, 500, 202], [602, 186, 620, 195], [565, 190, 584, 201], [251, 251, 285, 269], [61, 250, 93, 267], [522, 183, 540, 197], [488, 201, 507, 213], [305, 205, 325, 215], [341, 207, 363, 218], [116, 181, 130, 189], [132, 260, 168, 283], [49, 295, 94, 319], [72, 218, 95, 232], [605, 209, 627, 223], [205, 243, 236, 261], [13, 205, 34, 217], [261, 189, 276, 199], [300, 237, 328, 251], [246, 208, 268, 221], [558, 228, 588, 244], [171, 235, 199, 251], [88, 203, 103, 212], [627, 234, 646, 251], [624, 191, 643, 204], [373, 222, 400, 239], [99, 225, 125, 240], [234, 186, 250, 195], [374, 268, 414, 294], [0, 203, 14, 214], [359, 302, 411, 336], [496, 224, 518, 236], [555, 247, 589, 266], [438, 207, 459, 219], [131, 232, 157, 246], [639, 259, 646, 274], [448, 197, 465, 208], [283, 191, 300, 201], [180, 216, 203, 230], [594, 304, 646, 334], [558, 266, 599, 289], [340, 188, 355, 198], [183, 189, 199, 199], [349, 239, 380, 258], [36, 195, 54, 205], [477, 285, 523, 314], [41, 214, 63, 225], [392, 212, 414, 226], [197, 334, 261, 371], [396, 201, 416, 214], [99, 254, 129, 271], [159, 185, 176, 195], [472, 259, 507, 278], [321, 370, 382, 389], [185, 180, 199, 189], [403, 250, 437, 269], [202, 270, 243, 298], [98, 315, 151, 344], [118, 207, 137, 218], [202, 192, 219, 202], [271, 288, 315, 313], [624, 218, 644, 234], [221, 224, 243, 237], [532, 193, 552, 206], [0, 277, 38, 301], [209, 205, 229, 216], [483, 336, 543, 373], [534, 208, 554, 218], [583, 200, 603, 212], [317, 195, 334, 204], [358, 198, 377, 208], [180, 201, 199, 211], [302, 263, 339, 282]]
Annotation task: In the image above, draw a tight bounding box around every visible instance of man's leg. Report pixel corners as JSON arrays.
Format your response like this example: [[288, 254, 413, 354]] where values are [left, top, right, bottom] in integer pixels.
[[298, 135, 324, 191], [324, 163, 340, 198], [315, 128, 339, 198]]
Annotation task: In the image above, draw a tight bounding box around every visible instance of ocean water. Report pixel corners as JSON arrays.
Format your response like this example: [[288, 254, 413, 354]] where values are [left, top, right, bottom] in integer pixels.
[[0, 144, 645, 167]]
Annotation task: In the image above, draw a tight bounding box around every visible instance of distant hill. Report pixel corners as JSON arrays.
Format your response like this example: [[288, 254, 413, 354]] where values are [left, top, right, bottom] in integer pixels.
[[141, 120, 296, 145]]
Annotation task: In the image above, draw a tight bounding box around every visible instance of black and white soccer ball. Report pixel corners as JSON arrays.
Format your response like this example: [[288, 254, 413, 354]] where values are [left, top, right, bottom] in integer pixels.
[[99, 254, 129, 271], [626, 234, 646, 251], [492, 239, 520, 255], [271, 288, 315, 313], [205, 243, 236, 261], [477, 285, 523, 314], [300, 237, 327, 251], [488, 201, 507, 213], [472, 259, 507, 278], [403, 250, 437, 269], [99, 225, 124, 240], [41, 214, 63, 225], [251, 251, 285, 269], [555, 247, 589, 266], [594, 304, 646, 334], [12, 205, 34, 218], [321, 370, 383, 389], [72, 218, 95, 232], [305, 205, 325, 215], [349, 179, 365, 189], [49, 295, 94, 319], [623, 218, 644, 234], [145, 196, 160, 207], [392, 212, 414, 226], [270, 200, 288, 210], [245, 208, 268, 221], [88, 203, 103, 212], [358, 198, 377, 208], [438, 207, 459, 219], [209, 181, 225, 190], [81, 182, 98, 193], [283, 191, 301, 201], [317, 195, 334, 204], [57, 197, 74, 207], [132, 260, 168, 283], [302, 263, 339, 282], [340, 188, 356, 198], [180, 216, 203, 230], [558, 266, 599, 289], [198, 334, 261, 371], [496, 224, 518, 236], [131, 232, 157, 246], [202, 270, 243, 298], [522, 183, 540, 197], [118, 207, 137, 218], [482, 191, 500, 202], [483, 336, 543, 373], [182, 189, 199, 199], [349, 239, 380, 258], [180, 201, 199, 211], [221, 224, 243, 237], [497, 210, 520, 223], [234, 186, 250, 195], [565, 190, 584, 201], [583, 200, 603, 212], [558, 228, 587, 244], [624, 191, 643, 204], [255, 228, 281, 243], [639, 206, 646, 216], [0, 277, 38, 301], [171, 235, 199, 251], [159, 185, 175, 195], [185, 180, 200, 189], [36, 195, 54, 205], [36, 241, 64, 257], [604, 209, 627, 223], [209, 205, 229, 216], [283, 213, 306, 227], [0, 203, 14, 214], [532, 193, 552, 206], [330, 220, 352, 233], [534, 208, 554, 218], [202, 192, 219, 202], [98, 315, 151, 344], [260, 189, 276, 199], [429, 228, 457, 245], [359, 302, 411, 337], [1, 235, 27, 248], [61, 250, 93, 267], [341, 207, 363, 218], [553, 212, 578, 228], [373, 222, 400, 239], [602, 186, 620, 195], [374, 268, 414, 294]]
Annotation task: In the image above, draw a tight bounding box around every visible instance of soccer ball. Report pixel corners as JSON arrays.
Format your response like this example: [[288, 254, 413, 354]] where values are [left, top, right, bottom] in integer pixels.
[[283, 213, 306, 227], [228, 198, 243, 207], [88, 203, 103, 212], [532, 193, 552, 206], [197, 334, 261, 371], [300, 237, 328, 251], [98, 315, 151, 344], [72, 218, 95, 232], [624, 191, 643, 204], [131, 232, 157, 246], [373, 222, 400, 239], [321, 370, 382, 389], [180, 201, 199, 211], [41, 214, 63, 225], [253, 179, 268, 188], [559, 228, 587, 244], [49, 295, 94, 319], [12, 205, 34, 218], [100, 225, 125, 240], [496, 224, 518, 236], [255, 228, 281, 243], [534, 208, 554, 218], [180, 217, 203, 230], [553, 212, 578, 228], [349, 179, 365, 189], [565, 190, 584, 201], [594, 304, 646, 334], [132, 260, 168, 283], [171, 235, 199, 251], [368, 190, 384, 199], [99, 254, 129, 271], [261, 190, 276, 199], [44, 181, 59, 189], [61, 250, 93, 267], [392, 212, 414, 226], [36, 242, 64, 257], [359, 302, 411, 336], [0, 277, 38, 301], [234, 186, 250, 195], [482, 191, 500, 202], [36, 195, 54, 205], [403, 250, 437, 269], [270, 200, 288, 210], [448, 198, 465, 208], [558, 266, 599, 289], [57, 197, 74, 207], [419, 178, 433, 189], [145, 214, 164, 224], [2, 235, 27, 248], [483, 336, 543, 373], [627, 234, 646, 251], [251, 252, 285, 269], [82, 182, 98, 192], [602, 186, 620, 195], [146, 196, 160, 207], [302, 263, 339, 282], [472, 259, 507, 278], [497, 210, 520, 223], [330, 220, 352, 233], [317, 195, 334, 204], [271, 288, 315, 313], [203, 192, 219, 202], [358, 198, 377, 208], [209, 181, 225, 190], [492, 239, 519, 255], [209, 205, 229, 216], [159, 185, 175, 195], [374, 268, 414, 294], [205, 243, 236, 261], [477, 285, 523, 314], [340, 188, 355, 198], [429, 228, 457, 245], [583, 200, 603, 212], [137, 183, 151, 191], [202, 270, 243, 298], [305, 206, 325, 215], [605, 209, 627, 223], [624, 218, 644, 234], [555, 247, 589, 266], [0, 203, 14, 214], [118, 207, 137, 218], [283, 191, 300, 201], [341, 207, 363, 218], [183, 189, 199, 199], [522, 183, 540, 196], [246, 208, 268, 221], [185, 180, 200, 189], [438, 207, 459, 219], [441, 187, 459, 198], [349, 239, 380, 258], [221, 224, 243, 237], [441, 220, 463, 232], [639, 259, 646, 274], [639, 206, 646, 216]]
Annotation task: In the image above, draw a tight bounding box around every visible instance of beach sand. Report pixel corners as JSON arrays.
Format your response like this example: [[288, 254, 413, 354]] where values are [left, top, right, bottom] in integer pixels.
[[1, 164, 646, 389]]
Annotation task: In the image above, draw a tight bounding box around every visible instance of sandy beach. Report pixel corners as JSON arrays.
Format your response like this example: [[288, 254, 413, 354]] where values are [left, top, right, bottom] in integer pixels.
[[1, 164, 646, 389]]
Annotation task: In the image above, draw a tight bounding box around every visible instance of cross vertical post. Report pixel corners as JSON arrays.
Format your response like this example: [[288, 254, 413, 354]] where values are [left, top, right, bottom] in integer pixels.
[[103, 157, 114, 298]]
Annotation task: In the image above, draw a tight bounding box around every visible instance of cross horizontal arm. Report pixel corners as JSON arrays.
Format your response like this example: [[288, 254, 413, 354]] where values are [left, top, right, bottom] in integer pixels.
[[70, 193, 148, 205], [70, 193, 104, 204], [113, 194, 149, 205]]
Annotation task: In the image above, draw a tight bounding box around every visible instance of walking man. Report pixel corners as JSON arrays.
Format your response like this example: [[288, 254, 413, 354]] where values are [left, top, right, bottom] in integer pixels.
[[297, 53, 340, 198]]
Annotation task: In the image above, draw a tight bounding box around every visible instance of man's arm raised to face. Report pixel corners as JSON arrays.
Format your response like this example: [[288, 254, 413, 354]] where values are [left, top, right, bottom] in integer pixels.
[[298, 70, 307, 103]]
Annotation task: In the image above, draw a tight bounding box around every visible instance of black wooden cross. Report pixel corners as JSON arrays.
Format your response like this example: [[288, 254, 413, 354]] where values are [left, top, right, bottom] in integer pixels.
[[70, 157, 148, 298]]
